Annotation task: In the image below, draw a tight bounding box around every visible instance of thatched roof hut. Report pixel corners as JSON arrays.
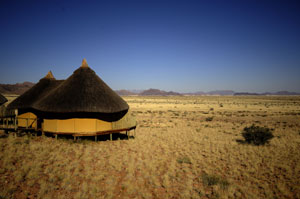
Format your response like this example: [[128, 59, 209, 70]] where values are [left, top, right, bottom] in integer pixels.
[[33, 59, 129, 122], [7, 71, 63, 115], [0, 93, 7, 106]]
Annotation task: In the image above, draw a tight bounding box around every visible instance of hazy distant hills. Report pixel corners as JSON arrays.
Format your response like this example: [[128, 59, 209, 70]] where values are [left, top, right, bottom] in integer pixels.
[[139, 89, 182, 96], [234, 91, 300, 96], [115, 90, 137, 96], [188, 90, 235, 96], [115, 89, 182, 96], [1, 82, 299, 96], [0, 82, 35, 95], [118, 89, 300, 96]]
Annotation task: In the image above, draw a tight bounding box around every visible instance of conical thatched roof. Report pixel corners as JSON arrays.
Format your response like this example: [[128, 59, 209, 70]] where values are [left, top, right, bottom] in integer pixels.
[[7, 71, 63, 114], [0, 93, 8, 106], [33, 59, 129, 121]]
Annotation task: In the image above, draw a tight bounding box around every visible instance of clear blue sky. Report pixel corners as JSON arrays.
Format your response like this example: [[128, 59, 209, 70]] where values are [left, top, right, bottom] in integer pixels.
[[0, 0, 299, 93]]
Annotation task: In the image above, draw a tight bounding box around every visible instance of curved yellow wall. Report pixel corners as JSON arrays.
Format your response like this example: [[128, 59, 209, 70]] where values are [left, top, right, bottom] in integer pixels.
[[43, 111, 136, 135], [18, 112, 37, 129], [43, 118, 112, 134]]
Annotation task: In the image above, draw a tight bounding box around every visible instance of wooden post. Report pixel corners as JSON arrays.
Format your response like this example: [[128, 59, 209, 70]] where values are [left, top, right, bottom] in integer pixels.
[[74, 136, 76, 141], [14, 117, 17, 131], [55, 134, 58, 140], [17, 130, 21, 137], [95, 135, 97, 142], [14, 109, 18, 131], [110, 133, 112, 141]]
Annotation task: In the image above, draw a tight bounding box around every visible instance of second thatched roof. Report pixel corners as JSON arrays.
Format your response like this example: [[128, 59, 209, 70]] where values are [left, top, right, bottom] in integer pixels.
[[33, 59, 129, 121], [7, 71, 63, 114]]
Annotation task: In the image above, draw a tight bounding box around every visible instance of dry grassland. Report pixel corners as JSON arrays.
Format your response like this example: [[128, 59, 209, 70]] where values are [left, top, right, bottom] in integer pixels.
[[1, 96, 300, 199]]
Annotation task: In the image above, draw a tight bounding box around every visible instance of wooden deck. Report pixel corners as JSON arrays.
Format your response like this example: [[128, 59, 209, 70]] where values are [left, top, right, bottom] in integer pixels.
[[1, 122, 137, 141], [44, 125, 137, 141]]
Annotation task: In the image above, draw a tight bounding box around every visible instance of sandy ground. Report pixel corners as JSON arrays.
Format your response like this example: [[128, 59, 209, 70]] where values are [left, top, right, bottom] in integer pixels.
[[0, 96, 300, 199]]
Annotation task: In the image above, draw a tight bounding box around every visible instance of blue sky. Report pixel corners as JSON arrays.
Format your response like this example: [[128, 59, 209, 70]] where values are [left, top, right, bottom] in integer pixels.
[[0, 0, 299, 92]]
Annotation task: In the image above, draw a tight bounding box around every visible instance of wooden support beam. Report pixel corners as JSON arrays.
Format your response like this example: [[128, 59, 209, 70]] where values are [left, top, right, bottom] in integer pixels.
[[74, 136, 76, 141], [17, 130, 21, 137], [95, 135, 97, 142], [14, 109, 18, 131], [110, 133, 112, 141], [14, 117, 17, 131]]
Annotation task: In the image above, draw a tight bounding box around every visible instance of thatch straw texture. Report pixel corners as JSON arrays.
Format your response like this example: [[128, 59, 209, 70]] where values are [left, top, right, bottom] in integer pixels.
[[7, 72, 63, 115], [0, 93, 7, 106], [33, 60, 129, 122]]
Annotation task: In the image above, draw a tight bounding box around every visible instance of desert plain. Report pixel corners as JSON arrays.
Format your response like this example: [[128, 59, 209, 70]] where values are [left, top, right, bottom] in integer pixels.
[[0, 95, 300, 199]]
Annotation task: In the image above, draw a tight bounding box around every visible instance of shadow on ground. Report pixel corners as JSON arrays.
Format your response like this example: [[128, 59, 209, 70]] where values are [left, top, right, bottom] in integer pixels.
[[0, 130, 135, 142]]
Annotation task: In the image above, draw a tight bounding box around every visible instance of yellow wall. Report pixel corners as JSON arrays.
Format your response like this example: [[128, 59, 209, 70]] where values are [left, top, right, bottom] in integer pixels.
[[18, 112, 37, 128], [96, 119, 112, 131], [57, 119, 74, 133], [44, 119, 57, 132], [75, 119, 95, 132], [43, 118, 112, 134], [17, 111, 135, 133]]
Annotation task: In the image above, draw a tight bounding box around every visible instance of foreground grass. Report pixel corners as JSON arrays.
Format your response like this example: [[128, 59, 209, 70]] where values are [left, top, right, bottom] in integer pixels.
[[1, 96, 300, 199]]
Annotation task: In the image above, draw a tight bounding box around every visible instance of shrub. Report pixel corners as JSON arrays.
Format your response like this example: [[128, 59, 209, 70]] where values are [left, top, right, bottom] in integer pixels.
[[242, 125, 274, 145], [202, 173, 219, 186], [177, 156, 191, 164], [201, 173, 229, 189], [205, 117, 213, 122]]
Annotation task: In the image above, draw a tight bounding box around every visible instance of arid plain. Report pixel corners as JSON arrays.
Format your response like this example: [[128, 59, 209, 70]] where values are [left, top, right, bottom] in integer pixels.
[[1, 96, 300, 199]]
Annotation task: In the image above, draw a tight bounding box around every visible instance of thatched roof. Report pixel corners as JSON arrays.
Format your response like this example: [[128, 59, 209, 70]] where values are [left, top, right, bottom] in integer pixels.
[[7, 71, 63, 114], [33, 59, 129, 121], [0, 93, 7, 105]]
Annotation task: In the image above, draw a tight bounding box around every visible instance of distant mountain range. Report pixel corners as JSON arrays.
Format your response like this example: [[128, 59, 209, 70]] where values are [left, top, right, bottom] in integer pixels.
[[1, 82, 299, 96], [116, 89, 300, 96], [234, 91, 300, 96], [139, 89, 182, 96], [0, 82, 35, 95]]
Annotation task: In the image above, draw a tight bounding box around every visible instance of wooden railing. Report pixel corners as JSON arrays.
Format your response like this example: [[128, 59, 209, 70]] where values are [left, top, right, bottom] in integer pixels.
[[0, 106, 15, 118]]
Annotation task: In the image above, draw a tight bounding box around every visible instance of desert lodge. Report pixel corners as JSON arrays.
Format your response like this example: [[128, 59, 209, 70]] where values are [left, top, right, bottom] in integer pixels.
[[0, 59, 136, 140]]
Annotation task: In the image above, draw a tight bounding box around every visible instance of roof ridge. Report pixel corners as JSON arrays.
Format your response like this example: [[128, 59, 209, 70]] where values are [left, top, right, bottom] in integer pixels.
[[44, 71, 55, 79], [80, 58, 89, 68]]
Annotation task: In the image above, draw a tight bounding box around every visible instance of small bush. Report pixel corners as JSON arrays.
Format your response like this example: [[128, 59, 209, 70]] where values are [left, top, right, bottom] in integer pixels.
[[205, 117, 213, 122], [177, 156, 191, 164], [242, 125, 274, 145], [202, 173, 219, 186], [201, 173, 229, 189]]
